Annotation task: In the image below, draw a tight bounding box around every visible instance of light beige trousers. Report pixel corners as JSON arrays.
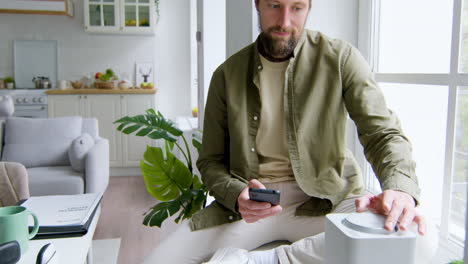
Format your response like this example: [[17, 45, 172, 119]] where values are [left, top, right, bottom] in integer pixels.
[[142, 181, 436, 264], [143, 181, 356, 264]]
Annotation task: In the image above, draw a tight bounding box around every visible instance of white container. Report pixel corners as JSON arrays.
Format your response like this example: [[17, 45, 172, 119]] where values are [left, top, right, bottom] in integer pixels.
[[325, 212, 416, 264], [58, 80, 71, 90]]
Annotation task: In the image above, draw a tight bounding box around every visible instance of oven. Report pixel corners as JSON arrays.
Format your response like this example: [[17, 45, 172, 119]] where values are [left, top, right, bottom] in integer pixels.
[[0, 90, 48, 118], [14, 104, 48, 118]]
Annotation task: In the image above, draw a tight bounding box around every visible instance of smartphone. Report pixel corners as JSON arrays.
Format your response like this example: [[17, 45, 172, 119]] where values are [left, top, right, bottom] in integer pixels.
[[249, 188, 281, 206]]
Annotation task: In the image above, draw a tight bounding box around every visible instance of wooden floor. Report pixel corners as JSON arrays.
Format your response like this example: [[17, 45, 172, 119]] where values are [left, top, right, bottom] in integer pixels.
[[93, 176, 163, 264]]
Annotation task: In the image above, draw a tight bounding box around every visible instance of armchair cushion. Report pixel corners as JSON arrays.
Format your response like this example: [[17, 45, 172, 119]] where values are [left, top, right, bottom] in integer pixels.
[[2, 117, 82, 167], [28, 166, 84, 196], [68, 133, 95, 172]]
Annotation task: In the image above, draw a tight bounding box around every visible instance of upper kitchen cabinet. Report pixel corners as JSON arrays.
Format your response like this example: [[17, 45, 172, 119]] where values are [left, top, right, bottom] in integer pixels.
[[0, 0, 74, 16], [84, 0, 156, 34]]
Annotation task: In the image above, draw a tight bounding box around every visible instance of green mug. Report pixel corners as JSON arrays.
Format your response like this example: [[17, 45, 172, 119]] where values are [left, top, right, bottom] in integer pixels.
[[0, 206, 39, 254]]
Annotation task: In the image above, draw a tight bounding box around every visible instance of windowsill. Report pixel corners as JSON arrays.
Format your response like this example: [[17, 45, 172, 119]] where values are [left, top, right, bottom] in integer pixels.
[[431, 233, 465, 263], [174, 116, 198, 131]]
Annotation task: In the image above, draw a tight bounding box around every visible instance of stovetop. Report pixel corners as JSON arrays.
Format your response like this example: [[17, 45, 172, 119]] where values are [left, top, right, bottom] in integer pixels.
[[0, 89, 48, 94]]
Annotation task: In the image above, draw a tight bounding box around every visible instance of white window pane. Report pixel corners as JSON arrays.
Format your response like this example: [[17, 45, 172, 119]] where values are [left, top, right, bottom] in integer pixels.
[[380, 83, 449, 224], [461, 0, 468, 73], [378, 0, 452, 73], [451, 86, 468, 240]]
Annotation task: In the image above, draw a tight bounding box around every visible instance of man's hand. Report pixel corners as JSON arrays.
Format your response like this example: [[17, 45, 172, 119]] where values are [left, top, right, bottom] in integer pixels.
[[355, 190, 426, 235], [237, 179, 282, 223]]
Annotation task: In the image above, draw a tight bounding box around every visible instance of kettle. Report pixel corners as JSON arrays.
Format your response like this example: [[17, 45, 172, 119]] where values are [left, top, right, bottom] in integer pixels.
[[32, 76, 51, 89]]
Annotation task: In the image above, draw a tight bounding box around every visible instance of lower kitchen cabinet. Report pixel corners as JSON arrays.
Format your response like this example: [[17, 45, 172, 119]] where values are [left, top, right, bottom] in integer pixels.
[[48, 94, 155, 167]]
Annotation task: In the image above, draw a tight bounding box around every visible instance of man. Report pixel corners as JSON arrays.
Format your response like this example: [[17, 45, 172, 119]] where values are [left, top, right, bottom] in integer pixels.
[[143, 0, 430, 263]]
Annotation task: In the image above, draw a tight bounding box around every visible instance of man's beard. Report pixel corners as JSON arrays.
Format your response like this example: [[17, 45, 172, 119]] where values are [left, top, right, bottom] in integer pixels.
[[259, 25, 299, 60]]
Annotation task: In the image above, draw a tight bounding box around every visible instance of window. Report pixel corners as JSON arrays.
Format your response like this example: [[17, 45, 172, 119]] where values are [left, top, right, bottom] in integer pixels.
[[452, 86, 467, 240], [358, 0, 467, 254]]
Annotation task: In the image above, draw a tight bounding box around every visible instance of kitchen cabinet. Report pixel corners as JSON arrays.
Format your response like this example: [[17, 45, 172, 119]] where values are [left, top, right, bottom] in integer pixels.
[[84, 0, 156, 34], [0, 0, 73, 16], [48, 94, 155, 167]]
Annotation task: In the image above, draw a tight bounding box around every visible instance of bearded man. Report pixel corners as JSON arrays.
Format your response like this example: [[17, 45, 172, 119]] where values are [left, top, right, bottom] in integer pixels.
[[143, 0, 433, 263]]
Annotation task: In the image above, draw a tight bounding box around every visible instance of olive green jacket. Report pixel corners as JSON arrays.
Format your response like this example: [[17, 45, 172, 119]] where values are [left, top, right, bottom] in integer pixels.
[[191, 30, 420, 231]]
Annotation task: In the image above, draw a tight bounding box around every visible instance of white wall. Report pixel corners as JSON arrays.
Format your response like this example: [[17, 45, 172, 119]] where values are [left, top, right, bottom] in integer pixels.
[[306, 0, 359, 46], [0, 0, 191, 118], [225, 0, 359, 58], [226, 0, 255, 57], [202, 0, 226, 104], [155, 0, 191, 118]]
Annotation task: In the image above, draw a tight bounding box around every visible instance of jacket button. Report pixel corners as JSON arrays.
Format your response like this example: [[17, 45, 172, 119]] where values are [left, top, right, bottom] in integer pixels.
[[228, 215, 233, 221], [257, 65, 263, 71], [253, 116, 258, 121], [251, 148, 255, 152]]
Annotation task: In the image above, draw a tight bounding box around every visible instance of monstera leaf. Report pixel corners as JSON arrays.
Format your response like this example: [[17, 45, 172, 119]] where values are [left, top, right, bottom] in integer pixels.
[[143, 200, 180, 227], [115, 109, 183, 142], [140, 146, 207, 227], [142, 187, 207, 227], [140, 146, 192, 201], [192, 130, 202, 153]]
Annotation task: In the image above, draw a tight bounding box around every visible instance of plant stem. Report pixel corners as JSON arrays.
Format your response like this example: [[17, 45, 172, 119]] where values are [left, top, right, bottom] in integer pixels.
[[177, 200, 187, 210], [181, 135, 193, 172], [174, 142, 191, 169]]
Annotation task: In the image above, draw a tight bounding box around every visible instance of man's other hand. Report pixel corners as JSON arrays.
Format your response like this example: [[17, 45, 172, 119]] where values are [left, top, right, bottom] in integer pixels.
[[237, 179, 282, 223], [355, 190, 426, 235]]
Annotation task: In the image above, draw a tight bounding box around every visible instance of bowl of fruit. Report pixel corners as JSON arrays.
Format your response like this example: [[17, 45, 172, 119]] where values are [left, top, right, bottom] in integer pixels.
[[94, 69, 117, 89], [140, 82, 154, 89]]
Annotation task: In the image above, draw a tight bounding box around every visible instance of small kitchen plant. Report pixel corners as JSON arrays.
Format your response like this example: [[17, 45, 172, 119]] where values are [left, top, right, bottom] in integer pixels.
[[114, 109, 207, 227], [4, 77, 14, 89]]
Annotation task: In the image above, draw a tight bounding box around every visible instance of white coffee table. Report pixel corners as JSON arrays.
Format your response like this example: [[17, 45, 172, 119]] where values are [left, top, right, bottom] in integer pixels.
[[18, 207, 100, 264]]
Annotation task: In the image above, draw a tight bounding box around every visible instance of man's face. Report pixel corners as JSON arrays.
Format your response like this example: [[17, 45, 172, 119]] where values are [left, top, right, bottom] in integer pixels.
[[256, 0, 310, 59]]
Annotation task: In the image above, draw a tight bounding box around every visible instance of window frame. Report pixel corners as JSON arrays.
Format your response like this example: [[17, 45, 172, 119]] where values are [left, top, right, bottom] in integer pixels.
[[357, 0, 466, 245]]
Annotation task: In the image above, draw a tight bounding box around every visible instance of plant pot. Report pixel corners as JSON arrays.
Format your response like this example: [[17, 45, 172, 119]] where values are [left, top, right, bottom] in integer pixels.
[[6, 83, 14, 89]]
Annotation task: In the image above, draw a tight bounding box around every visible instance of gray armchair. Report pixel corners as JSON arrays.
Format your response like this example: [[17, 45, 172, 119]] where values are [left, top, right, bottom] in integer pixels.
[[0, 116, 109, 196]]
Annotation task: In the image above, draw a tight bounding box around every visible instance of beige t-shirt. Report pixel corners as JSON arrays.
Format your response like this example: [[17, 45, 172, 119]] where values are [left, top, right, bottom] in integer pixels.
[[256, 55, 295, 183]]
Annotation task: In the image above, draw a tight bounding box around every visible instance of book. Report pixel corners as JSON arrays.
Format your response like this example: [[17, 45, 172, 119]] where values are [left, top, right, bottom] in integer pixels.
[[20, 192, 103, 239]]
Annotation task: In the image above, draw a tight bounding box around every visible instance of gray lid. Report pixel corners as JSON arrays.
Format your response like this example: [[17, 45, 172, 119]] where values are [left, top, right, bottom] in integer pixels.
[[342, 212, 396, 235]]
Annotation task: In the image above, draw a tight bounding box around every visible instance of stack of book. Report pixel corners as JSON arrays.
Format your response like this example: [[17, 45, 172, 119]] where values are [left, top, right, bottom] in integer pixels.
[[21, 192, 103, 239]]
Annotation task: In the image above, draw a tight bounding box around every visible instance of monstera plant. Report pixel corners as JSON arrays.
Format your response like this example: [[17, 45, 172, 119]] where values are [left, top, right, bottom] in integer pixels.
[[114, 109, 206, 228]]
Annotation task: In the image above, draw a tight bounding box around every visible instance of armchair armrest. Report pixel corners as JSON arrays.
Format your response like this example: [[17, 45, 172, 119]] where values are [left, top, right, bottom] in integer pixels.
[[84, 137, 109, 193]]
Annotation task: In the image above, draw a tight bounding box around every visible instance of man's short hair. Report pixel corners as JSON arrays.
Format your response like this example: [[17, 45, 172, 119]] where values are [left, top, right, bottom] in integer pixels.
[[255, 0, 312, 9]]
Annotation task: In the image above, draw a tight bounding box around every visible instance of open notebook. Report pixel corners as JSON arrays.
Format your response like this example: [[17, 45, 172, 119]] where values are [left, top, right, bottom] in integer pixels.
[[21, 192, 103, 239]]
